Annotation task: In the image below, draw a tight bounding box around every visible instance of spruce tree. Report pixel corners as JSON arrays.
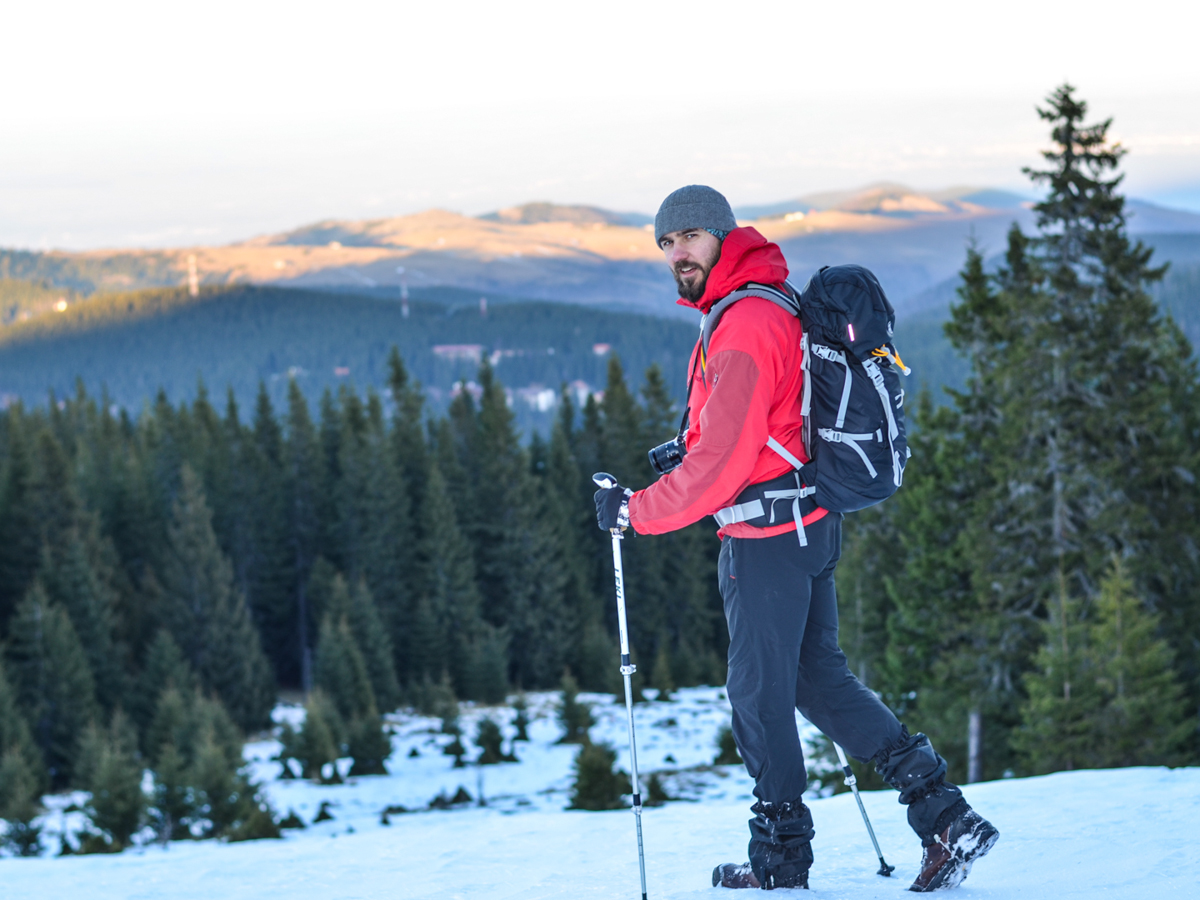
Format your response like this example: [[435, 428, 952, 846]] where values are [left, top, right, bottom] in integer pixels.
[[79, 711, 146, 851], [888, 86, 1200, 775], [0, 414, 43, 629], [1016, 557, 1190, 770], [283, 377, 322, 691], [568, 742, 627, 810], [556, 671, 595, 744], [39, 525, 128, 713], [313, 611, 376, 722], [132, 630, 198, 738], [159, 465, 274, 732], [1092, 557, 1190, 765], [415, 460, 488, 696], [5, 582, 99, 786], [0, 658, 45, 795], [0, 747, 43, 856]]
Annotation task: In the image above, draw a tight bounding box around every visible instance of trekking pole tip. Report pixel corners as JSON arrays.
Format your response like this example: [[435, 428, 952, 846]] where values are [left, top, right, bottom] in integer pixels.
[[593, 472, 616, 489], [878, 860, 895, 877]]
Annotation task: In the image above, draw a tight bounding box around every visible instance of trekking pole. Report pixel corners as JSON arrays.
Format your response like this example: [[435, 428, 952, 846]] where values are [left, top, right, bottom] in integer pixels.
[[593, 472, 649, 900], [833, 742, 895, 877]]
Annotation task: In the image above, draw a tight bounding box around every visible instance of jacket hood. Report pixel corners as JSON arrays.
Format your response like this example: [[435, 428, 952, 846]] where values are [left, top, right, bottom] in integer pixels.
[[676, 226, 790, 314]]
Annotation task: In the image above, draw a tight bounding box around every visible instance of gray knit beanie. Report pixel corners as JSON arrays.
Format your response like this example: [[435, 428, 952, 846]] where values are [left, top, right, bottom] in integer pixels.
[[654, 185, 737, 245]]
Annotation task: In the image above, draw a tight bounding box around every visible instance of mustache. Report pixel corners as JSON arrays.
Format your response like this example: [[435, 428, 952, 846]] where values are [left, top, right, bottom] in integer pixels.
[[672, 259, 707, 277]]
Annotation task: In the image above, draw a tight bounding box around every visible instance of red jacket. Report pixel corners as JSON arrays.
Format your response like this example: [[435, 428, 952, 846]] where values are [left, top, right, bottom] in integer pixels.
[[627, 226, 828, 538]]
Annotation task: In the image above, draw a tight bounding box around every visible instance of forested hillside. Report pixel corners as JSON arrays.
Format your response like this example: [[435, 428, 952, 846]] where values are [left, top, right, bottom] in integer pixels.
[[0, 345, 721, 849], [0, 285, 698, 433]]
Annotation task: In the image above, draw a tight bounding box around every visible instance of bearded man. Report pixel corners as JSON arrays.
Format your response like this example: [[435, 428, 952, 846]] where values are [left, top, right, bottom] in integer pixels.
[[593, 185, 998, 891]]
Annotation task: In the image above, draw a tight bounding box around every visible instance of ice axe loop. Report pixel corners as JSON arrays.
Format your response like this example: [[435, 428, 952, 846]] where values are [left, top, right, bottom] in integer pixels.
[[593, 472, 648, 900]]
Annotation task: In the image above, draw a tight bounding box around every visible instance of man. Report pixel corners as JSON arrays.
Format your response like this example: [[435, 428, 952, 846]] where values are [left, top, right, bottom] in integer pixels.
[[594, 185, 997, 891]]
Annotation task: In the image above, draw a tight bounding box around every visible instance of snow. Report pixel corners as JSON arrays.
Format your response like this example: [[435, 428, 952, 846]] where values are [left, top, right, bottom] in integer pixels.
[[4, 686, 1198, 899]]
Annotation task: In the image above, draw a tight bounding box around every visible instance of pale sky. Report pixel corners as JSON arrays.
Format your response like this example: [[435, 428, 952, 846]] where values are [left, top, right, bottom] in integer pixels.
[[3, 0, 1199, 249]]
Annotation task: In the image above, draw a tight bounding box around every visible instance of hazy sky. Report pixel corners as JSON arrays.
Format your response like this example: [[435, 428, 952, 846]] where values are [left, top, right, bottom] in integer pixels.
[[4, 0, 1199, 249]]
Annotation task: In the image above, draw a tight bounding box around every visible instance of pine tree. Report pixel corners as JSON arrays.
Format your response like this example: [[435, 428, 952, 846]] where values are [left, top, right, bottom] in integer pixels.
[[132, 630, 198, 737], [5, 582, 99, 786], [1091, 557, 1190, 765], [890, 86, 1200, 775], [342, 576, 401, 713], [39, 525, 128, 713], [0, 747, 43, 856], [568, 742, 627, 810], [0, 413, 44, 629], [1016, 557, 1190, 771], [0, 658, 45, 795], [556, 671, 594, 744], [415, 460, 488, 696], [283, 378, 322, 691], [159, 466, 274, 731], [78, 711, 146, 851], [313, 611, 377, 722]]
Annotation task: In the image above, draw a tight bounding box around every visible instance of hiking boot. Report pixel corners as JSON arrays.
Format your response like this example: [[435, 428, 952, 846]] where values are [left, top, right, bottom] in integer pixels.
[[713, 863, 760, 889], [747, 800, 813, 890], [908, 807, 999, 892], [712, 862, 808, 890]]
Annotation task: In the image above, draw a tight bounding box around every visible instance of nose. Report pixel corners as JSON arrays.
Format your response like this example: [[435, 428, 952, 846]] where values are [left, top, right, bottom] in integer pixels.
[[669, 244, 690, 264]]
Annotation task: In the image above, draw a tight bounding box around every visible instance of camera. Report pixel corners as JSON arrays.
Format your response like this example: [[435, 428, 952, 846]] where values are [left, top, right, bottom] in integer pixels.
[[648, 436, 687, 476]]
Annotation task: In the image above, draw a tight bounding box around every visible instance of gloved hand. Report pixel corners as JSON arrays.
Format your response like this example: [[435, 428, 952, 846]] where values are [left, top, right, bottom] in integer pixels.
[[594, 483, 633, 532]]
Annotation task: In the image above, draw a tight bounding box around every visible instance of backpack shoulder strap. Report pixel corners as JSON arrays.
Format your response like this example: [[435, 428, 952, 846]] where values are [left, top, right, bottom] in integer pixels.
[[700, 282, 801, 359]]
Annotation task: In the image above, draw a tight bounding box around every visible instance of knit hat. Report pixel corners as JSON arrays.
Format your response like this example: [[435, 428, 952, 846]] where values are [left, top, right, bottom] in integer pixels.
[[654, 185, 737, 245]]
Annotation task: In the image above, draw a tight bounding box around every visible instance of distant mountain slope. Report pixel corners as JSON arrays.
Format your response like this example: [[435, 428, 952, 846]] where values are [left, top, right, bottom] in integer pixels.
[[478, 202, 653, 227], [0, 284, 697, 433], [4, 187, 1198, 328]]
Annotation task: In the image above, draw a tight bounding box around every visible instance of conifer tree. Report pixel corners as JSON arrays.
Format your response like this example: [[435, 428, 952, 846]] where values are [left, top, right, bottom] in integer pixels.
[[0, 657, 46, 794], [132, 630, 198, 738], [1091, 558, 1190, 764], [346, 577, 401, 712], [885, 86, 1200, 774], [415, 460, 489, 696], [568, 742, 626, 810], [350, 394, 412, 705], [0, 414, 42, 630], [78, 711, 146, 851], [313, 611, 377, 722], [159, 465, 274, 731], [5, 582, 99, 786], [556, 671, 595, 744], [1016, 557, 1190, 770], [312, 598, 394, 775], [39, 526, 128, 713], [283, 378, 322, 691], [0, 747, 43, 856]]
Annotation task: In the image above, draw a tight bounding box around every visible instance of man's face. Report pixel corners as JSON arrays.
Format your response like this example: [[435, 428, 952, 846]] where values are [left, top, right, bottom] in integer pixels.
[[659, 228, 722, 301]]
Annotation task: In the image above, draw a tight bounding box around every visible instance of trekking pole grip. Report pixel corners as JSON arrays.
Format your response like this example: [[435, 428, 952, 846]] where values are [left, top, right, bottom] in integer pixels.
[[593, 472, 616, 490]]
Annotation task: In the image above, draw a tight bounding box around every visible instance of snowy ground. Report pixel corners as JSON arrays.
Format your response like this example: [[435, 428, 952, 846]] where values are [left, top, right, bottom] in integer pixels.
[[4, 687, 1198, 899]]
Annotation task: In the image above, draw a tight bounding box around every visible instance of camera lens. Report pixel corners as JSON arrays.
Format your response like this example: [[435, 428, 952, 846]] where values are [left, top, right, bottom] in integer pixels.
[[648, 438, 686, 476]]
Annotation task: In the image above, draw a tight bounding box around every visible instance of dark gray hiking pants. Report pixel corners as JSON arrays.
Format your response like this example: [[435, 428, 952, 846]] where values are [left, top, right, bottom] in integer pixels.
[[719, 514, 963, 844]]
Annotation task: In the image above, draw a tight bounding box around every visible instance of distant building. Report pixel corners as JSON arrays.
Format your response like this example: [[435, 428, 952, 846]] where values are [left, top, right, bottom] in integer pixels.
[[515, 385, 558, 412], [433, 344, 485, 363]]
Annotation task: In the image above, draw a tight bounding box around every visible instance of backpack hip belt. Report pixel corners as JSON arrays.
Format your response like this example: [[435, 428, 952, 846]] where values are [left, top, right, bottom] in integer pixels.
[[714, 437, 819, 547]]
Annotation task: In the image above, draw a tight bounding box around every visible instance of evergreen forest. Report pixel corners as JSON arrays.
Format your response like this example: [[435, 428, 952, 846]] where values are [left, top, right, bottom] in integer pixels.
[[0, 85, 1198, 854]]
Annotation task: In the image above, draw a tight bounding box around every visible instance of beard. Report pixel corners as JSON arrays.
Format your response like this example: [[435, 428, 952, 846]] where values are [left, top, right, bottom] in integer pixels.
[[673, 254, 717, 301]]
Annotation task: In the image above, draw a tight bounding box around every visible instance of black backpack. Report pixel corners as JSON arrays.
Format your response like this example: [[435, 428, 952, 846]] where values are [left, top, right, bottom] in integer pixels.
[[701, 264, 911, 513]]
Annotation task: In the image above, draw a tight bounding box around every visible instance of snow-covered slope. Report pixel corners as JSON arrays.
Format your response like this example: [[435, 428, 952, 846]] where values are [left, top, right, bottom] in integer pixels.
[[4, 688, 1197, 899]]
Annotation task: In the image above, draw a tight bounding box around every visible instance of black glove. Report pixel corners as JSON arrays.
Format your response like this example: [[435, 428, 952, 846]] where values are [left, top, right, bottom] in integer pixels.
[[594, 483, 633, 532]]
